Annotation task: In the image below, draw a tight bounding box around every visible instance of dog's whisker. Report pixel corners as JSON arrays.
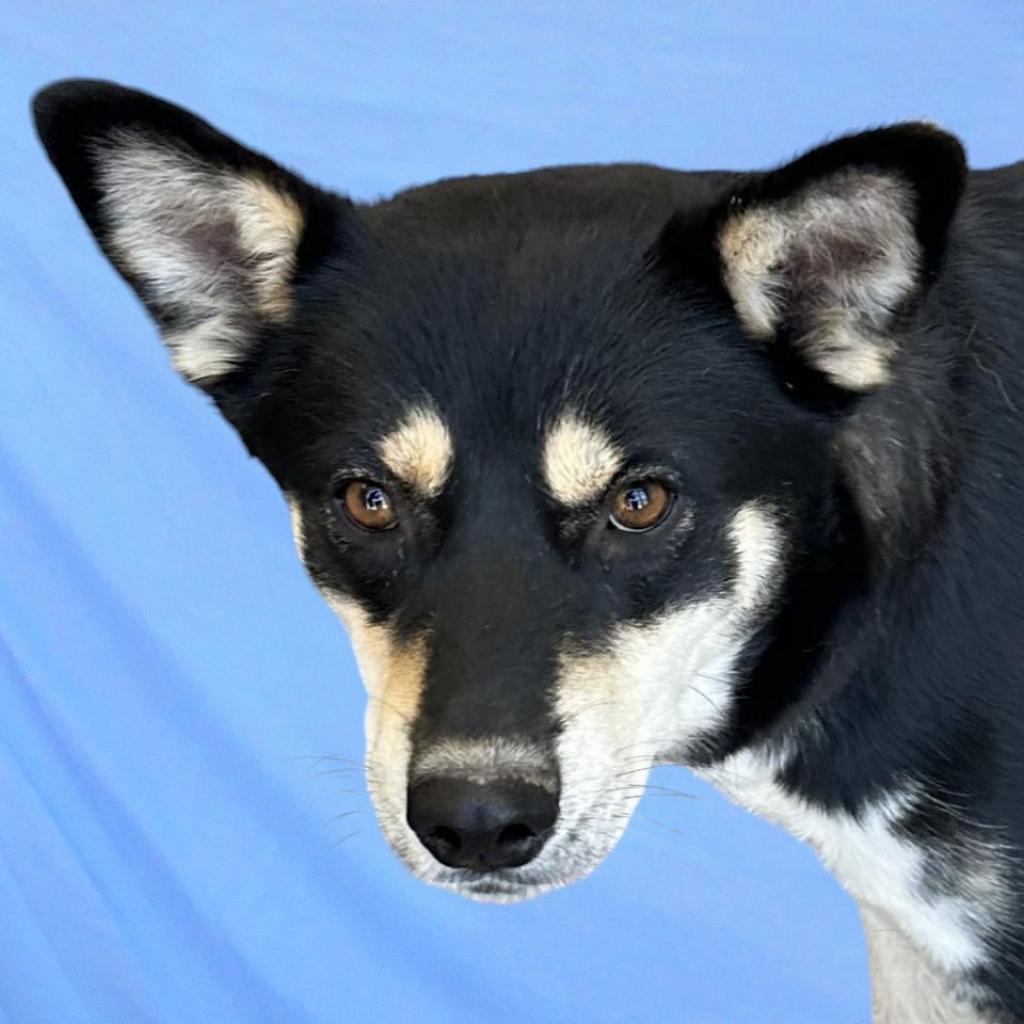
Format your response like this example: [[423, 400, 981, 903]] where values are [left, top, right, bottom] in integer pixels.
[[328, 809, 367, 825], [331, 830, 366, 850]]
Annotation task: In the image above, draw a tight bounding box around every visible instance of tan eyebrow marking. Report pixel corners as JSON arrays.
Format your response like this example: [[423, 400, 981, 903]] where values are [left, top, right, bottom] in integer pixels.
[[542, 412, 624, 506], [377, 406, 453, 497]]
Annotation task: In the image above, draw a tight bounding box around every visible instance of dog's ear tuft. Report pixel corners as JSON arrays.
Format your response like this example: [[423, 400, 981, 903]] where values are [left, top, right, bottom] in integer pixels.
[[33, 79, 346, 387], [714, 124, 966, 392]]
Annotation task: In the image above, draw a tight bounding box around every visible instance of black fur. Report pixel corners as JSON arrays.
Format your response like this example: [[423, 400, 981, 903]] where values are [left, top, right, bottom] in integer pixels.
[[34, 79, 1024, 1017]]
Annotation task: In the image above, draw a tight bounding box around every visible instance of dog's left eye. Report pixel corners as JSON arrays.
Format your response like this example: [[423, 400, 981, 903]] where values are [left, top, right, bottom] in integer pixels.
[[340, 480, 398, 532], [608, 480, 674, 532]]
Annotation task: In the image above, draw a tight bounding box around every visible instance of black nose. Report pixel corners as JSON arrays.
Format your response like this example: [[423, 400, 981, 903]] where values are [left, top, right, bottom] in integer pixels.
[[406, 778, 557, 871]]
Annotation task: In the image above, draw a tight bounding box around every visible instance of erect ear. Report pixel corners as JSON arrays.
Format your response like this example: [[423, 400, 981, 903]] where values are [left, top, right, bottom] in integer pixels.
[[713, 124, 966, 392], [33, 79, 347, 386]]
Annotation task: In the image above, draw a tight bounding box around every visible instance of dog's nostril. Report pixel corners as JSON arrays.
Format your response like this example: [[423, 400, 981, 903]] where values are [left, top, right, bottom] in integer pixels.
[[406, 777, 557, 872], [496, 823, 535, 847], [429, 825, 462, 851]]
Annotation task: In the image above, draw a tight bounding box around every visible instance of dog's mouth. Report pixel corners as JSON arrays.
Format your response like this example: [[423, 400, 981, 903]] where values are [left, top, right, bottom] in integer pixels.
[[419, 856, 589, 904], [374, 791, 648, 902], [432, 869, 559, 904]]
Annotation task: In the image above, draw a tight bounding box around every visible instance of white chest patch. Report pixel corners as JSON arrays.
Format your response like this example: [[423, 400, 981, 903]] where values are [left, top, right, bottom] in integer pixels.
[[699, 750, 1003, 985]]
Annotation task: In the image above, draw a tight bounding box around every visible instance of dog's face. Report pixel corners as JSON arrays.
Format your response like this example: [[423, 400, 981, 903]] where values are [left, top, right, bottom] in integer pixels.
[[270, 236, 810, 900], [35, 81, 965, 901]]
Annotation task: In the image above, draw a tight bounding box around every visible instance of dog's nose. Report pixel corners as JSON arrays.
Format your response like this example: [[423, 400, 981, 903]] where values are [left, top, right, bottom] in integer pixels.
[[406, 777, 557, 871]]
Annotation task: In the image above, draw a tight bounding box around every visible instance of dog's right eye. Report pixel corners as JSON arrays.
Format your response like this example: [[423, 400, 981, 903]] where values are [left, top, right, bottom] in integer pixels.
[[608, 480, 674, 532], [339, 480, 398, 532]]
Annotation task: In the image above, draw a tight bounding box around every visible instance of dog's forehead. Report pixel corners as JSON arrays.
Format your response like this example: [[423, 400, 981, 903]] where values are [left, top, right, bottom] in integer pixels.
[[287, 206, 798, 496]]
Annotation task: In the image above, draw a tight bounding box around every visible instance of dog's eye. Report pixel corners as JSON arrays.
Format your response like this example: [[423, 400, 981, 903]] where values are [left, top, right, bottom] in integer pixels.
[[608, 480, 674, 532], [340, 480, 398, 532]]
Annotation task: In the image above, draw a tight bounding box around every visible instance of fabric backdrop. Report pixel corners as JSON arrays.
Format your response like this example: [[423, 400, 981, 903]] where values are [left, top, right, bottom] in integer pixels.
[[3, 4, 1023, 1022]]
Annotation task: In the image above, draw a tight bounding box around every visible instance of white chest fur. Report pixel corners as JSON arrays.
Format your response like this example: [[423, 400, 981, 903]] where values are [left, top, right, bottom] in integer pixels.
[[698, 750, 1001, 1019]]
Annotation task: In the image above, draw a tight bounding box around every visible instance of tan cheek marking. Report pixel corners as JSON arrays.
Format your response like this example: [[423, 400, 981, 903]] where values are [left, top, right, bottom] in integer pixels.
[[322, 593, 427, 818], [377, 407, 453, 498], [542, 413, 623, 506], [286, 503, 427, 728], [553, 501, 784, 783], [322, 594, 425, 708], [289, 511, 446, 878]]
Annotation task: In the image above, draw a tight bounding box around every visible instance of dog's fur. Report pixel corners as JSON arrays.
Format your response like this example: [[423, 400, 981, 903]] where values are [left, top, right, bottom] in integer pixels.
[[33, 79, 1024, 1021]]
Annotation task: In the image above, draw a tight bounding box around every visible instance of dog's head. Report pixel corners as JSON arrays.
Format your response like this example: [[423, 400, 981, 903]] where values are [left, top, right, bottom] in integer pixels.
[[34, 80, 966, 902]]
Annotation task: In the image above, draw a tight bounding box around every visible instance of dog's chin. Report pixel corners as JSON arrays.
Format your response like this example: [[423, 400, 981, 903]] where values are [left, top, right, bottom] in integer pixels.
[[442, 876, 559, 904], [444, 876, 552, 901], [401, 842, 612, 904]]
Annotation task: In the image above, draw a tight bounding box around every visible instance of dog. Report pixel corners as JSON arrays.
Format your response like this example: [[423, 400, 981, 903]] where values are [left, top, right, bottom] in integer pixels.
[[33, 79, 1024, 1022]]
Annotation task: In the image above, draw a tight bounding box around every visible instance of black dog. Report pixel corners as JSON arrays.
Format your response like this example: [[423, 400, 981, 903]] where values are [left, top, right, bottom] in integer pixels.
[[34, 79, 1024, 1022]]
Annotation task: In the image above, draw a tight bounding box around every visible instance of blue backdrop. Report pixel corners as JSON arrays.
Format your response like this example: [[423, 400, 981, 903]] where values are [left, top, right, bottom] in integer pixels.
[[3, 4, 1023, 1022]]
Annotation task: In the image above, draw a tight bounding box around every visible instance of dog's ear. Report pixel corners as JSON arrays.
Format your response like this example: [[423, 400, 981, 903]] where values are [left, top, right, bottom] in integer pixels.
[[708, 124, 966, 392], [33, 79, 347, 387]]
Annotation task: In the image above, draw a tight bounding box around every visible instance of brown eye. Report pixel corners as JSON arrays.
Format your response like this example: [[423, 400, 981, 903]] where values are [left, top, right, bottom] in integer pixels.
[[341, 480, 397, 532], [608, 480, 674, 532]]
